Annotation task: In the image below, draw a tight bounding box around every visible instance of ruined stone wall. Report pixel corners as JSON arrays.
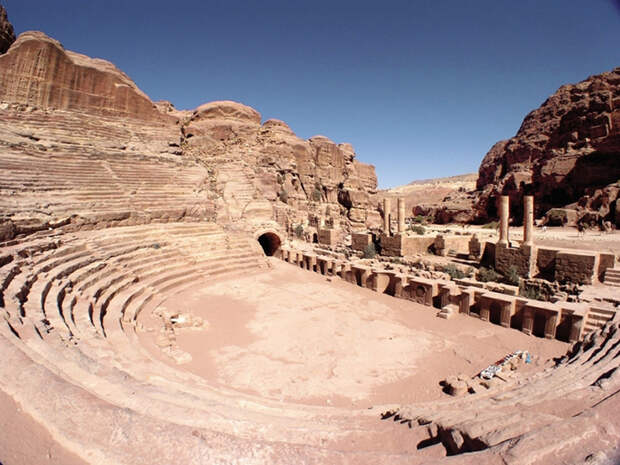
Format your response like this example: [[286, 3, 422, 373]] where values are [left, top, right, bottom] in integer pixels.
[[599, 253, 616, 281], [555, 252, 597, 285], [318, 228, 339, 247], [379, 234, 403, 257], [352, 232, 372, 252], [402, 236, 436, 256], [434, 235, 471, 256], [380, 234, 435, 257], [535, 247, 609, 284], [495, 244, 533, 277], [536, 248, 558, 280], [480, 241, 496, 267]]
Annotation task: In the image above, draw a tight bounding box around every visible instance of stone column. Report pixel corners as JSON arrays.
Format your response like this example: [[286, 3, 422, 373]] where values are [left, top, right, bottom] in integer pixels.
[[522, 307, 534, 335], [331, 260, 342, 278], [569, 315, 583, 343], [458, 290, 474, 315], [340, 262, 352, 282], [372, 271, 390, 294], [500, 304, 512, 328], [383, 198, 392, 236], [544, 312, 558, 339], [438, 285, 450, 308], [523, 195, 534, 246], [468, 234, 481, 260], [308, 255, 317, 272], [394, 275, 406, 298], [479, 299, 490, 322], [397, 197, 405, 234], [499, 195, 510, 246]]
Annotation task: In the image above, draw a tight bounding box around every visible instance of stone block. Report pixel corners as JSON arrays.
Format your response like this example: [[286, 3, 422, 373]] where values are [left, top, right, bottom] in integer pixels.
[[317, 228, 339, 247], [555, 251, 596, 285], [351, 232, 372, 252], [598, 253, 615, 282]]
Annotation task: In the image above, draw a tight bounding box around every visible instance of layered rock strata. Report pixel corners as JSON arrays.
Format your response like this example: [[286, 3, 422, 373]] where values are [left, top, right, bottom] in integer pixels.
[[475, 67, 620, 224], [182, 100, 379, 230], [0, 32, 380, 241], [0, 32, 172, 122]]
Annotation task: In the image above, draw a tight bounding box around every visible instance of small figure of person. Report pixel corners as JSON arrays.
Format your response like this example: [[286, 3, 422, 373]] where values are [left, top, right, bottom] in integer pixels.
[[577, 222, 586, 237]]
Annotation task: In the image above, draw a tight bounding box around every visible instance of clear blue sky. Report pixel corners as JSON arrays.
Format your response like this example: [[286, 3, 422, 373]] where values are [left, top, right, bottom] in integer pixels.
[[4, 0, 620, 188]]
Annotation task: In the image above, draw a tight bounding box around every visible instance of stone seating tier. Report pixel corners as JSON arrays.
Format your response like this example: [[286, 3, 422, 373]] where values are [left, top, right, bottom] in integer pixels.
[[0, 231, 618, 463], [0, 222, 427, 464]]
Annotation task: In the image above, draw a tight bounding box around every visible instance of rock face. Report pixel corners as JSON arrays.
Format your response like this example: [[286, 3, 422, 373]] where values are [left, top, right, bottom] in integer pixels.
[[475, 67, 620, 224], [0, 32, 172, 122], [182, 100, 379, 231], [380, 174, 477, 224], [0, 29, 379, 238], [0, 5, 15, 54]]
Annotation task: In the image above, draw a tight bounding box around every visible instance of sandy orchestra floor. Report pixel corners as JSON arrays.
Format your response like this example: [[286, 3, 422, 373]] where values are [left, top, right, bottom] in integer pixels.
[[138, 259, 568, 408]]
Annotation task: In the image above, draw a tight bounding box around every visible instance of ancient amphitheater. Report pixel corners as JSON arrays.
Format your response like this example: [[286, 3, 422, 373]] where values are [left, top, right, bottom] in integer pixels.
[[0, 8, 619, 465]]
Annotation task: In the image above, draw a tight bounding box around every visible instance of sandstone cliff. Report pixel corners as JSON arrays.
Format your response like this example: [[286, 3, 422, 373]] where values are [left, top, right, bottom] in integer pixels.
[[475, 67, 620, 224], [0, 30, 380, 239], [0, 5, 15, 54], [380, 174, 477, 224], [182, 101, 380, 231], [0, 31, 173, 122]]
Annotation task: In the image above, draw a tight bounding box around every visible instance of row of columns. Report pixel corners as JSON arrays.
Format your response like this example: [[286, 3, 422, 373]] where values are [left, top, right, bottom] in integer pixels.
[[498, 195, 535, 246], [383, 197, 406, 236]]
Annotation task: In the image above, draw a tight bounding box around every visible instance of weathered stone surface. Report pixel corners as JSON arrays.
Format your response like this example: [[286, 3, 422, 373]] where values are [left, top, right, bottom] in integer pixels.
[[569, 181, 620, 227], [0, 29, 380, 234], [381, 174, 478, 224], [0, 5, 15, 54], [182, 99, 379, 230], [0, 31, 173, 122], [555, 251, 597, 285], [475, 67, 620, 223], [352, 232, 373, 251]]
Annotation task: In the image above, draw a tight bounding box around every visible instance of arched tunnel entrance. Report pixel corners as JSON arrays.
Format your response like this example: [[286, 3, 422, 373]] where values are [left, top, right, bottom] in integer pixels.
[[257, 232, 281, 256]]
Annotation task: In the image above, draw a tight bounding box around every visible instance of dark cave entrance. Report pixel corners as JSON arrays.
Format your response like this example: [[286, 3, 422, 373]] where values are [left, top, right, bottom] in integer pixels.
[[258, 232, 281, 256]]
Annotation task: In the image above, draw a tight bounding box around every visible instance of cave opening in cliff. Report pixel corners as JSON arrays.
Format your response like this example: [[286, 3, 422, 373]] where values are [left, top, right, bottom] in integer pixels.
[[258, 232, 281, 256]]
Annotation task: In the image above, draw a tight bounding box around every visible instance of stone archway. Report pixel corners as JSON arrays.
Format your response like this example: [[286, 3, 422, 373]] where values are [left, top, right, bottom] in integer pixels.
[[255, 230, 282, 257]]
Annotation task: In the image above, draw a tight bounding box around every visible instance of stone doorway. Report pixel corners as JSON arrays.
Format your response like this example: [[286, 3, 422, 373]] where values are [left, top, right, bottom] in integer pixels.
[[533, 312, 547, 338], [257, 232, 281, 256], [489, 302, 502, 325]]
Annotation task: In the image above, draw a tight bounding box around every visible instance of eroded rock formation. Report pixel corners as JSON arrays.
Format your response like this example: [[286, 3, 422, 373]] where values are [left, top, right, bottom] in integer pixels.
[[380, 174, 478, 224], [0, 5, 15, 54], [182, 100, 379, 230], [0, 31, 173, 122], [475, 67, 620, 224], [0, 32, 380, 239]]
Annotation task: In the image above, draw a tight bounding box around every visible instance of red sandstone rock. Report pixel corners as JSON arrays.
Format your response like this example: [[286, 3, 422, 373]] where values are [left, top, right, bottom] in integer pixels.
[[0, 35, 379, 234], [0, 31, 173, 122], [0, 5, 15, 54], [475, 67, 620, 224], [194, 100, 261, 123], [381, 174, 478, 224], [182, 100, 379, 229]]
